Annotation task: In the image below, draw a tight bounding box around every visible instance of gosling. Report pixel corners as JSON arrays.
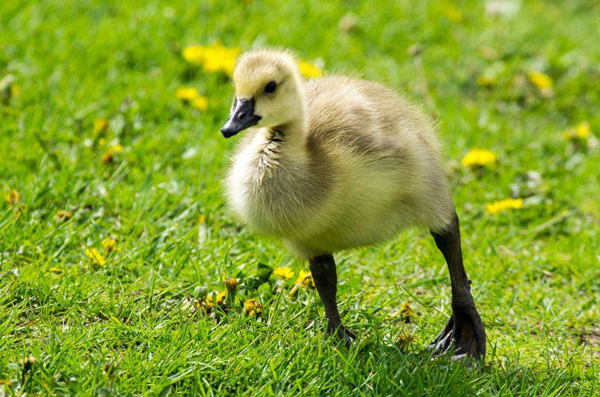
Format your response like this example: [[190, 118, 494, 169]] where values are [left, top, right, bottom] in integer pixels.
[[220, 48, 486, 361]]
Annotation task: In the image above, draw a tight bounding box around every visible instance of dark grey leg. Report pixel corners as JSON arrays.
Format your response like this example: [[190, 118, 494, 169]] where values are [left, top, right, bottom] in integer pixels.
[[429, 213, 486, 362], [309, 254, 356, 347]]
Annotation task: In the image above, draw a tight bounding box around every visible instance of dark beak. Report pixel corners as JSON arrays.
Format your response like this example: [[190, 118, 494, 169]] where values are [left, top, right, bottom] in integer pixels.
[[221, 98, 261, 138]]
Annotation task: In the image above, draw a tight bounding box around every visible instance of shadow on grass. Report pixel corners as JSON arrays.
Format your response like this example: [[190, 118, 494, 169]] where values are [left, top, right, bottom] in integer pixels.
[[324, 328, 593, 395]]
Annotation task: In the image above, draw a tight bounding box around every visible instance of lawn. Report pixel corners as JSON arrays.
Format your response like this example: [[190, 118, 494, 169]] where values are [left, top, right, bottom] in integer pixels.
[[1, 0, 599, 394]]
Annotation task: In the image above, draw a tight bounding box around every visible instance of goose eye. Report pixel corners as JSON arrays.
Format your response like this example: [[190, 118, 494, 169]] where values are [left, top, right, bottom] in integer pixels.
[[264, 81, 277, 94]]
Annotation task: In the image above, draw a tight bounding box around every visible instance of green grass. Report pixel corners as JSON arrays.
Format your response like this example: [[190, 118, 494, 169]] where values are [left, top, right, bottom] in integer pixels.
[[1, 0, 599, 394]]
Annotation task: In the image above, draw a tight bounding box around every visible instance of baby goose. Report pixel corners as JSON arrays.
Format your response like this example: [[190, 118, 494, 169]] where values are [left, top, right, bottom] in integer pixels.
[[221, 49, 486, 361]]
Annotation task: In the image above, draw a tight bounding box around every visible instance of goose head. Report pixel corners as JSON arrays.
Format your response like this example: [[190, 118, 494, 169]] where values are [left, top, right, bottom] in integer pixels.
[[221, 49, 305, 138]]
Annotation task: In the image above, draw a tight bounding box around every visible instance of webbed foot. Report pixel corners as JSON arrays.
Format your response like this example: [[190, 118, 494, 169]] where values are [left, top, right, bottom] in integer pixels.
[[429, 305, 486, 363], [328, 323, 356, 348]]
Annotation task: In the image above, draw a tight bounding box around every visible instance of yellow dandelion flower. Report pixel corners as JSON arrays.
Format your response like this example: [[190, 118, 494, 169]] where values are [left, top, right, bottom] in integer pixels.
[[244, 299, 262, 316], [387, 301, 414, 322], [182, 45, 206, 65], [176, 87, 199, 102], [576, 122, 591, 139], [93, 118, 109, 134], [528, 71, 552, 89], [102, 237, 116, 253], [191, 96, 208, 111], [562, 122, 592, 141], [5, 189, 19, 204], [183, 43, 240, 77], [198, 294, 215, 312], [399, 300, 413, 324], [273, 266, 294, 280], [109, 144, 123, 153], [102, 152, 114, 164], [56, 210, 73, 221], [295, 270, 315, 287], [225, 278, 238, 288], [202, 43, 240, 76], [215, 290, 227, 305], [461, 149, 497, 168], [225, 278, 238, 296], [486, 198, 523, 215], [206, 289, 227, 307], [85, 248, 106, 266], [176, 87, 208, 111], [299, 61, 323, 78], [203, 56, 235, 76]]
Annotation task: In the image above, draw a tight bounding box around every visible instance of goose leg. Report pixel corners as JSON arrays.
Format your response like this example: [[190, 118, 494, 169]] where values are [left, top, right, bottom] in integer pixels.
[[309, 254, 356, 348], [429, 213, 486, 362]]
